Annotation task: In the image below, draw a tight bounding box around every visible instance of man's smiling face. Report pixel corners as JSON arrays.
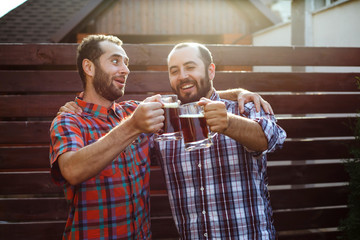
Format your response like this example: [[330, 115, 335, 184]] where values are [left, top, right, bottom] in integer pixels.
[[167, 46, 213, 104]]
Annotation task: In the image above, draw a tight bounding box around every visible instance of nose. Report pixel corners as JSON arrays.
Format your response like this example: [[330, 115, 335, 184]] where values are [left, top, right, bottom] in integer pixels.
[[119, 62, 130, 75], [179, 68, 188, 80]]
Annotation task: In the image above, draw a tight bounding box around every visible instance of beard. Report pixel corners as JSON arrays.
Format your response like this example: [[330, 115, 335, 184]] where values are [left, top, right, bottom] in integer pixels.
[[93, 64, 125, 102], [172, 72, 212, 104]]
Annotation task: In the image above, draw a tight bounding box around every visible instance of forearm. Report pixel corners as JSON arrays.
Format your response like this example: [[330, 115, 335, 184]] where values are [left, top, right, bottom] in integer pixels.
[[58, 118, 140, 185], [217, 88, 248, 101], [224, 113, 268, 151]]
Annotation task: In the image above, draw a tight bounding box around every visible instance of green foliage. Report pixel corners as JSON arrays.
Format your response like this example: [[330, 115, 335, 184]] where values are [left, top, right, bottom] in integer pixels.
[[339, 77, 360, 239]]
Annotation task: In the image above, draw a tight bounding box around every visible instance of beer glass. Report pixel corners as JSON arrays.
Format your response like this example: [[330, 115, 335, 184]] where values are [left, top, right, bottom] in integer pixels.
[[179, 102, 217, 151], [154, 95, 182, 141]]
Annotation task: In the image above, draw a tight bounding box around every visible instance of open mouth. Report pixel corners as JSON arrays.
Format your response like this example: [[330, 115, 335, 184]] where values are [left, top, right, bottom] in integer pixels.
[[113, 77, 126, 88], [181, 83, 194, 90], [179, 81, 196, 92]]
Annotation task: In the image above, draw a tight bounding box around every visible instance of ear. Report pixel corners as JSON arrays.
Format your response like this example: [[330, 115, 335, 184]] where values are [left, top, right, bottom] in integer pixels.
[[208, 63, 216, 81], [82, 59, 95, 78]]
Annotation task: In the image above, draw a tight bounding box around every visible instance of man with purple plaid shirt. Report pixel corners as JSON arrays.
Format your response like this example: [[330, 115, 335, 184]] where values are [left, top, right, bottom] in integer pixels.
[[154, 43, 286, 239]]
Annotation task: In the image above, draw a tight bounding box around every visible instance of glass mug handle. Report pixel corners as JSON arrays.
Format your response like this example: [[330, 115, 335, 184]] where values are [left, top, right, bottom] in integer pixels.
[[209, 130, 218, 139]]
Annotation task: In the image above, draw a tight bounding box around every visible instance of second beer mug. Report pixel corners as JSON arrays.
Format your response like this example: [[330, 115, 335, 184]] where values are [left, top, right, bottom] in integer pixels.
[[179, 102, 217, 151], [155, 95, 182, 141]]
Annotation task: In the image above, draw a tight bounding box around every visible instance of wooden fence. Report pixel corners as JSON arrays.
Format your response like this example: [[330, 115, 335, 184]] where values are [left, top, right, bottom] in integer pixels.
[[1, 43, 360, 239]]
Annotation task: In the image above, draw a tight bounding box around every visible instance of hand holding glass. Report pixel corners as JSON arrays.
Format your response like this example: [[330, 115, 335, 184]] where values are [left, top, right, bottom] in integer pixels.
[[154, 95, 182, 141]]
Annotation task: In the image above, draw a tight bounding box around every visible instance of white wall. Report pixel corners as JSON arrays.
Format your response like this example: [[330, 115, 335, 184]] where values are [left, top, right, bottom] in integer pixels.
[[253, 22, 291, 46], [313, 0, 360, 47], [252, 0, 360, 72], [252, 22, 292, 72]]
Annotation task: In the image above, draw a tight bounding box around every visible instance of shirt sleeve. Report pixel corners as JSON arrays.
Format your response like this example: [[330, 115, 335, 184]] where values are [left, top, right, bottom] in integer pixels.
[[243, 102, 287, 155], [49, 114, 84, 185]]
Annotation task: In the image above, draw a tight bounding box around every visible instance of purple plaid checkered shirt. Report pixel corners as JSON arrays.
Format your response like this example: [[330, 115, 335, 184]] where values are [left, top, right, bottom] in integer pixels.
[[155, 91, 286, 240]]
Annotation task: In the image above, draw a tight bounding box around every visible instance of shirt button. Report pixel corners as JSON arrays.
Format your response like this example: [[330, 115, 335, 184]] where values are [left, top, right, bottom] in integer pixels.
[[204, 233, 208, 237], [202, 210, 206, 215], [200, 187, 204, 191], [198, 163, 201, 168], [128, 171, 131, 175]]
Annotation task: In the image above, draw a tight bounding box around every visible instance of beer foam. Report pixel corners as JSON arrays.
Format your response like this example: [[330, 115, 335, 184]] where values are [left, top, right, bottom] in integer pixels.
[[163, 102, 179, 108], [179, 113, 204, 118]]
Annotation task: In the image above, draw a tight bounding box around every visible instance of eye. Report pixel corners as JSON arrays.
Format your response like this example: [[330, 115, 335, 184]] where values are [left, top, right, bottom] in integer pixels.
[[170, 70, 178, 75], [111, 59, 119, 64]]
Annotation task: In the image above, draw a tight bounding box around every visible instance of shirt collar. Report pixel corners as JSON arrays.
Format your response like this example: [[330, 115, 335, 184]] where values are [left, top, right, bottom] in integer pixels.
[[209, 88, 220, 101], [75, 97, 117, 120]]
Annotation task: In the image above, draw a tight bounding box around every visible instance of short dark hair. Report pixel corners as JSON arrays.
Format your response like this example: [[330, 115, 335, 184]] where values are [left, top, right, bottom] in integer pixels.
[[76, 35, 123, 88], [168, 42, 213, 68]]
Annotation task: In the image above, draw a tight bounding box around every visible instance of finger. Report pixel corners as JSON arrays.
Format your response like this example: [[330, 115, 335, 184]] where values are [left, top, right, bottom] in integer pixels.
[[269, 104, 274, 115], [260, 100, 274, 115], [143, 101, 163, 111], [198, 97, 211, 106], [69, 102, 82, 114], [144, 95, 162, 104], [253, 97, 261, 113], [238, 98, 245, 114], [78, 92, 84, 98]]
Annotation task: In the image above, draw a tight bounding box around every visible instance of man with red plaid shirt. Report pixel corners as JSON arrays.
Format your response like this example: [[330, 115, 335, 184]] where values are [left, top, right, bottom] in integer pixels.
[[49, 35, 165, 239]]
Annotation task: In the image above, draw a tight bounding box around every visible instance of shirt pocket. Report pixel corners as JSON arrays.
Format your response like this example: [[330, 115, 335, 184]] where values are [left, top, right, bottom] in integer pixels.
[[133, 133, 150, 166]]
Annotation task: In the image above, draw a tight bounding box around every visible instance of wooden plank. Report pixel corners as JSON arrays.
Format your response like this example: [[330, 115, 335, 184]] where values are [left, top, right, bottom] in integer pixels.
[[0, 198, 68, 221], [0, 122, 52, 144], [0, 186, 346, 222], [0, 172, 63, 195], [1, 94, 360, 117], [278, 229, 340, 240], [262, 94, 360, 115], [0, 146, 50, 169], [0, 117, 355, 145], [273, 207, 347, 231], [207, 46, 360, 67], [0, 71, 82, 92], [268, 163, 348, 186], [0, 221, 66, 240], [0, 139, 354, 170], [0, 168, 168, 195], [2, 163, 348, 195], [0, 70, 170, 93], [0, 44, 77, 67], [268, 139, 353, 161], [0, 95, 149, 118], [0, 218, 179, 240], [278, 117, 355, 139], [0, 203, 345, 239], [0, 195, 172, 222], [1, 71, 359, 93], [213, 72, 360, 92], [151, 217, 179, 239], [270, 186, 348, 210], [1, 44, 360, 67]]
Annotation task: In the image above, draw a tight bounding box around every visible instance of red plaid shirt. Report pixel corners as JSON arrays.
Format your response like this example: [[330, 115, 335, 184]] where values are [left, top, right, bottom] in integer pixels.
[[50, 98, 151, 240]]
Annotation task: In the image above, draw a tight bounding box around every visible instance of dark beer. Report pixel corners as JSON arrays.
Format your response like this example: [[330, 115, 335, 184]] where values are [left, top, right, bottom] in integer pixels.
[[179, 114, 209, 143], [162, 103, 181, 134]]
